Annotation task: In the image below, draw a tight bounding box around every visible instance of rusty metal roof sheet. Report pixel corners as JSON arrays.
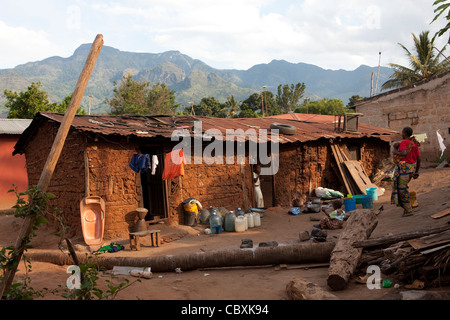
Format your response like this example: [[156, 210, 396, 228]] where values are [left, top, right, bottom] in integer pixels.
[[14, 112, 398, 154]]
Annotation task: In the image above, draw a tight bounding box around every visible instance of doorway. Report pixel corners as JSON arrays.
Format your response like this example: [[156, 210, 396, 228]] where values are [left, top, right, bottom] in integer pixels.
[[251, 163, 274, 208], [139, 146, 168, 221]]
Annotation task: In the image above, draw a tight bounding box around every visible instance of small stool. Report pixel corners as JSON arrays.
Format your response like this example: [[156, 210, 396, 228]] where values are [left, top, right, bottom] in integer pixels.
[[129, 230, 161, 251]]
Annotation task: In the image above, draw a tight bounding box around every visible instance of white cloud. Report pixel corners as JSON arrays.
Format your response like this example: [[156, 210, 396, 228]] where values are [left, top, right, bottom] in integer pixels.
[[0, 20, 65, 69], [0, 0, 448, 71]]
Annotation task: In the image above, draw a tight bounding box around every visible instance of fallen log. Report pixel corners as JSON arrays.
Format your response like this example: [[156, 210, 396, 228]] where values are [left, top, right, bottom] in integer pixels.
[[286, 278, 338, 300], [26, 241, 336, 272], [327, 209, 378, 291], [352, 225, 450, 249]]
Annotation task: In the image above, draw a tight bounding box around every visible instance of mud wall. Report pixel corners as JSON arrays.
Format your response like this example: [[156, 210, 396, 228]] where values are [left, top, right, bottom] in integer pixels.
[[24, 121, 86, 238], [274, 138, 389, 207], [172, 154, 254, 224], [86, 138, 142, 239], [22, 122, 389, 241]]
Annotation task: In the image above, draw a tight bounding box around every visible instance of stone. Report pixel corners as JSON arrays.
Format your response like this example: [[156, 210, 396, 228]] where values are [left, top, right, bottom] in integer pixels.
[[240, 239, 253, 248], [258, 241, 278, 247], [299, 231, 311, 242], [311, 228, 327, 241]]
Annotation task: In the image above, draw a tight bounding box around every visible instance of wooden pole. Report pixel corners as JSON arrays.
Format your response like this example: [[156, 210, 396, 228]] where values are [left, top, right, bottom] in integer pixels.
[[0, 34, 103, 298]]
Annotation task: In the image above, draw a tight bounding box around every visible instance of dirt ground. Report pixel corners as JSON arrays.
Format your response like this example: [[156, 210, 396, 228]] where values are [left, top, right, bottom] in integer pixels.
[[1, 166, 450, 301]]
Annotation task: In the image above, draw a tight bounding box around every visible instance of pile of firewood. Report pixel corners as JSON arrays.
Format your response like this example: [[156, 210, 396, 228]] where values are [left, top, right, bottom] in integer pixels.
[[355, 224, 450, 289]]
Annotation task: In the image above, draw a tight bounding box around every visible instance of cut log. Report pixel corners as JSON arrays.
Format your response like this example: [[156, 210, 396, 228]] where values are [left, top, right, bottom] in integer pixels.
[[25, 241, 337, 272], [286, 278, 338, 300], [352, 225, 450, 249], [327, 209, 378, 291]]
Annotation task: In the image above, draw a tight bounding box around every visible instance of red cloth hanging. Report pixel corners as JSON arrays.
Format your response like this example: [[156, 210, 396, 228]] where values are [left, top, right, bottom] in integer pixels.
[[162, 149, 185, 180]]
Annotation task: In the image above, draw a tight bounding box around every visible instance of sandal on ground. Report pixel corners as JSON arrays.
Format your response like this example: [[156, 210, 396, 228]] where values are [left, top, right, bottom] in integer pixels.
[[404, 279, 425, 290], [355, 274, 371, 284]]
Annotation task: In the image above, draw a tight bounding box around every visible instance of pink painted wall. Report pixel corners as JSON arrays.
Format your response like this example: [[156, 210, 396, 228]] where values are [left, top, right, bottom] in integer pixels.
[[0, 136, 28, 210]]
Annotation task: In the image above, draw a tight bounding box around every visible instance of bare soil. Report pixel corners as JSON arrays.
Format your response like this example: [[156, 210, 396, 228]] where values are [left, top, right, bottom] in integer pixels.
[[1, 167, 450, 301]]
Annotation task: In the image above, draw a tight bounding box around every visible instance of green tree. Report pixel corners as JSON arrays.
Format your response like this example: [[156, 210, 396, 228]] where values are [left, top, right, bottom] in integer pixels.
[[347, 95, 365, 108], [431, 0, 450, 42], [237, 93, 261, 118], [276, 83, 306, 113], [262, 90, 280, 116], [4, 82, 85, 119], [4, 82, 54, 119], [107, 73, 151, 115], [147, 83, 179, 115], [107, 74, 178, 115], [225, 95, 239, 118], [381, 31, 449, 91], [191, 97, 228, 118], [54, 94, 86, 115], [295, 98, 347, 115]]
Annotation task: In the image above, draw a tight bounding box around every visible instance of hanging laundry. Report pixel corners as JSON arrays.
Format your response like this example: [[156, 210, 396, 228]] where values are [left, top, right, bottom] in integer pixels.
[[129, 153, 151, 173], [437, 130, 446, 158], [151, 155, 159, 175], [162, 149, 185, 180]]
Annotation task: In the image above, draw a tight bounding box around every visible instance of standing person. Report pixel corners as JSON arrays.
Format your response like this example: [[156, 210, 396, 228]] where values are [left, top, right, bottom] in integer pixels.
[[253, 164, 264, 208], [391, 127, 421, 217]]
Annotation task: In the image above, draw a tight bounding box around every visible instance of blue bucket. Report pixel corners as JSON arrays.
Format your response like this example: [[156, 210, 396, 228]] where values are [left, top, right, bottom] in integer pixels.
[[366, 188, 378, 201], [361, 195, 374, 209], [344, 197, 356, 212]]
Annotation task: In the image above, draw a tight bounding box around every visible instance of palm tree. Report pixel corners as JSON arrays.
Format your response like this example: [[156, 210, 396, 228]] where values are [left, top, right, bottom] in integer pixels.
[[382, 31, 449, 91], [225, 95, 239, 118]]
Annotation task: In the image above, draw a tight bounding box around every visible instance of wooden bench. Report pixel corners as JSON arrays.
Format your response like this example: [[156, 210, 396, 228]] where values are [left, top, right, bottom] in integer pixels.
[[129, 230, 161, 251]]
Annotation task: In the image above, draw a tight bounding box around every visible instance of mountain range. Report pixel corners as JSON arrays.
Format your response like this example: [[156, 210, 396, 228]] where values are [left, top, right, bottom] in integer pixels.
[[0, 44, 393, 116]]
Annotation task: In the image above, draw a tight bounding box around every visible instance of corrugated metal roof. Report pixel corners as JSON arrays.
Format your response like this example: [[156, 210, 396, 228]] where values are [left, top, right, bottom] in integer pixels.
[[0, 119, 32, 135], [267, 113, 338, 123], [14, 112, 398, 154], [39, 112, 397, 142]]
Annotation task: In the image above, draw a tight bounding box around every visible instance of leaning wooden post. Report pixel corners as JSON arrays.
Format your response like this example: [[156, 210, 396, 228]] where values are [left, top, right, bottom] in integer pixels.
[[0, 34, 103, 298]]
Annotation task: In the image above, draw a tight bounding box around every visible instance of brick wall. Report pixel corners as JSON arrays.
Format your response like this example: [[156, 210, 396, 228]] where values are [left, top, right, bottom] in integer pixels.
[[355, 71, 450, 161]]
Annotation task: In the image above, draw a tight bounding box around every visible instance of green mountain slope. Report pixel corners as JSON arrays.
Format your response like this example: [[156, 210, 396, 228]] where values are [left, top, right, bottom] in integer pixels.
[[0, 44, 393, 116]]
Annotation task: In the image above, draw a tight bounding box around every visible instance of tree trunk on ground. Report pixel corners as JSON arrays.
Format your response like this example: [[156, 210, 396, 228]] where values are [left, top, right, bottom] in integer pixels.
[[26, 241, 336, 272], [352, 225, 450, 249], [327, 209, 378, 291], [286, 278, 338, 300]]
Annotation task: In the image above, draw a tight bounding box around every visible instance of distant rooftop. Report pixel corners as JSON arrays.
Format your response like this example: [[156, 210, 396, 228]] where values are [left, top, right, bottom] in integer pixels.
[[0, 119, 32, 135]]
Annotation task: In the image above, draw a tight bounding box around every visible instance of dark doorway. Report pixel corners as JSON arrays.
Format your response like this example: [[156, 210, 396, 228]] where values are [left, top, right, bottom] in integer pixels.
[[139, 146, 168, 221], [252, 163, 274, 208]]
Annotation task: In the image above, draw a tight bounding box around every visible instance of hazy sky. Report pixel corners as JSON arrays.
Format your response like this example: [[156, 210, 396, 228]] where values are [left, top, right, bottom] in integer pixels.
[[0, 0, 448, 71]]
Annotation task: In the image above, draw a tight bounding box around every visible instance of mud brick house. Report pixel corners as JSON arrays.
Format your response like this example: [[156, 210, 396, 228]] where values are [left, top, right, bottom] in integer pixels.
[[13, 112, 396, 240], [354, 70, 450, 161], [0, 119, 31, 210]]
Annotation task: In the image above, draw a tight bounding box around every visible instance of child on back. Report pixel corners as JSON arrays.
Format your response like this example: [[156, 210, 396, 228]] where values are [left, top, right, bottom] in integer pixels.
[[392, 142, 403, 164], [314, 199, 345, 230]]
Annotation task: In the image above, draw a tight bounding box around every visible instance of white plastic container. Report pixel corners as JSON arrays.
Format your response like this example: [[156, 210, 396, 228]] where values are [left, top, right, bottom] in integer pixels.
[[245, 213, 254, 228], [235, 216, 247, 232], [253, 212, 261, 227]]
